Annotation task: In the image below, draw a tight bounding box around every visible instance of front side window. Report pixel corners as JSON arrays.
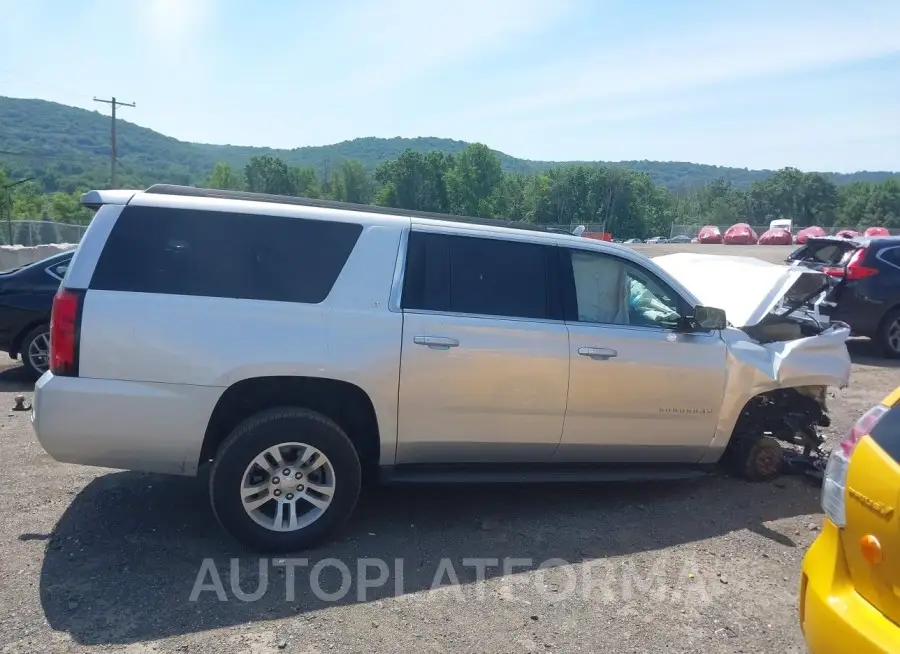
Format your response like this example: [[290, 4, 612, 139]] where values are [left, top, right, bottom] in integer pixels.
[[402, 231, 553, 320], [568, 249, 683, 329]]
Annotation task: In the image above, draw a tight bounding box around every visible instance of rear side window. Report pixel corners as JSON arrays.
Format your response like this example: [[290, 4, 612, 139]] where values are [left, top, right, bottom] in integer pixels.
[[402, 231, 555, 320], [870, 404, 900, 463], [90, 206, 362, 304], [878, 246, 900, 268]]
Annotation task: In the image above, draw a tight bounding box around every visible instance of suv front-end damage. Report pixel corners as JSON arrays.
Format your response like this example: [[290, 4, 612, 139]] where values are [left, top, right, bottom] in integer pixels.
[[654, 253, 853, 481]]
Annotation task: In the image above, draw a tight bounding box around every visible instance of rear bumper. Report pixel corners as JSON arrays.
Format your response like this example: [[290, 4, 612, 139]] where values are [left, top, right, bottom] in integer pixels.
[[801, 520, 899, 654], [32, 372, 223, 476]]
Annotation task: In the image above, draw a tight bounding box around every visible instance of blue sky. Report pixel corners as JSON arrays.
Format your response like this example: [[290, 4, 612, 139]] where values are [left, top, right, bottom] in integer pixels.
[[1, 0, 899, 172]]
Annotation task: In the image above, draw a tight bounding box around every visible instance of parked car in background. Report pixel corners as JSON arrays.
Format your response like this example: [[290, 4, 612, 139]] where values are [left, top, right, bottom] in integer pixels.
[[624, 238, 643, 244], [0, 250, 74, 380], [801, 385, 900, 653], [787, 236, 900, 357], [669, 235, 692, 244], [646, 236, 669, 244]]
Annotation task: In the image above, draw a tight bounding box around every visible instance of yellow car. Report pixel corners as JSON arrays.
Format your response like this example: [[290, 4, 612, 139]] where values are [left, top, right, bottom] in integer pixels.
[[801, 385, 900, 652]]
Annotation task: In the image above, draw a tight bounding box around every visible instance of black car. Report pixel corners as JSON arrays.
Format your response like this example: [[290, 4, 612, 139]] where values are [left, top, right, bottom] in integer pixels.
[[0, 250, 74, 379], [787, 235, 900, 357]]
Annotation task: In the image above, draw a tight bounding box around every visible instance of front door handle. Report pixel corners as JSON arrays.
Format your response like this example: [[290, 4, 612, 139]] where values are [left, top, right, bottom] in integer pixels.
[[414, 336, 459, 350], [578, 346, 618, 360]]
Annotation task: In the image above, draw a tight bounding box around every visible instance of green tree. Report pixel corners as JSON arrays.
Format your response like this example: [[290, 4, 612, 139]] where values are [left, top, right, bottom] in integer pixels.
[[244, 156, 294, 195], [47, 191, 92, 224], [289, 166, 320, 198], [446, 143, 503, 217], [331, 160, 373, 204], [206, 162, 244, 191]]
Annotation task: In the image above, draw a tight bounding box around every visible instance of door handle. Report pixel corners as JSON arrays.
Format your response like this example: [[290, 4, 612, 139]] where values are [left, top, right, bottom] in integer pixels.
[[414, 336, 459, 350], [578, 346, 617, 360]]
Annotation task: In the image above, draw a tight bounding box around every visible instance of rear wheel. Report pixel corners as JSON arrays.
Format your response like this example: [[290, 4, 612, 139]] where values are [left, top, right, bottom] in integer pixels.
[[877, 308, 900, 359], [20, 324, 50, 381], [209, 407, 361, 552]]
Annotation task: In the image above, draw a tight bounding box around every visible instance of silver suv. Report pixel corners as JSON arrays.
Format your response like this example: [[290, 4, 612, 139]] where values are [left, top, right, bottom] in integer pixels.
[[32, 185, 852, 552]]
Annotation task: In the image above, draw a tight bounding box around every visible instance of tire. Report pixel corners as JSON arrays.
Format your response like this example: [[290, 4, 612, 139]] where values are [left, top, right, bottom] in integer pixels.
[[735, 435, 784, 482], [20, 324, 50, 381], [209, 407, 362, 552], [876, 307, 900, 359]]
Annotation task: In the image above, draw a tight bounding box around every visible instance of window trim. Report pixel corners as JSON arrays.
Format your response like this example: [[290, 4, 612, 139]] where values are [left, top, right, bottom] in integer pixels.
[[398, 227, 565, 324], [388, 227, 409, 313], [44, 257, 72, 283], [559, 246, 709, 335]]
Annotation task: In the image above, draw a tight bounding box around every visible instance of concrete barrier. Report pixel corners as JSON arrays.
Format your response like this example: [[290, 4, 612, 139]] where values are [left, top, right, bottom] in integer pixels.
[[0, 244, 77, 271]]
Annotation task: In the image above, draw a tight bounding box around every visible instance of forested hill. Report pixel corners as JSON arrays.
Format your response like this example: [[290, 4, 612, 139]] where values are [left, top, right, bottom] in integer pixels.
[[1, 95, 897, 194]]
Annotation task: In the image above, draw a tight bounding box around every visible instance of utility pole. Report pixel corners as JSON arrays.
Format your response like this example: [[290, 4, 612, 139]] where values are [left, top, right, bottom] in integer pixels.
[[93, 96, 135, 188]]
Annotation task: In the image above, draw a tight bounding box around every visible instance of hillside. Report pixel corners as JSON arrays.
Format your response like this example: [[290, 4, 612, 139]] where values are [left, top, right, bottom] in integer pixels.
[[1, 96, 897, 194]]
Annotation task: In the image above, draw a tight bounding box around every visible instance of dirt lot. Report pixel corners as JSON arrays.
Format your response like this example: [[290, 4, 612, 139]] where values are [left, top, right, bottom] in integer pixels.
[[0, 244, 896, 653]]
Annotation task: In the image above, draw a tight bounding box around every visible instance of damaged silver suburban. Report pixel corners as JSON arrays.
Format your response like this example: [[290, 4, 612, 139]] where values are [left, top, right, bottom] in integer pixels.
[[654, 252, 852, 480]]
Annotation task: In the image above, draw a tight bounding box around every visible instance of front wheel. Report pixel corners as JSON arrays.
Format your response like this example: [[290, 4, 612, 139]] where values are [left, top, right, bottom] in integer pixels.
[[209, 407, 362, 552], [21, 324, 50, 381]]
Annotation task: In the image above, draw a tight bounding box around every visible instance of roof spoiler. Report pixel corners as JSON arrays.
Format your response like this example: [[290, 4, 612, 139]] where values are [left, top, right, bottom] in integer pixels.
[[80, 189, 140, 210]]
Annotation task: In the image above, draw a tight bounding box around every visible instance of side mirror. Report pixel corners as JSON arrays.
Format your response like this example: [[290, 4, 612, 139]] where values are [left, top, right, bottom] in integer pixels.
[[691, 305, 727, 331]]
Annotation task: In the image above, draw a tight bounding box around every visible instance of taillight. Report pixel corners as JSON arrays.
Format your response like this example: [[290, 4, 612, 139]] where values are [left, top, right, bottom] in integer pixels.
[[823, 248, 878, 280], [821, 404, 889, 527], [49, 288, 83, 377]]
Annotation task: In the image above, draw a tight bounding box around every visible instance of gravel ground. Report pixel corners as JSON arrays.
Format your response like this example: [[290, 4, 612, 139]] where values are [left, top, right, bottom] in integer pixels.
[[1, 243, 897, 653]]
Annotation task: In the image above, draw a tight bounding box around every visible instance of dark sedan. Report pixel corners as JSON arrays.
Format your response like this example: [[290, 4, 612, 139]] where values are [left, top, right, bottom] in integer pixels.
[[787, 235, 900, 357], [0, 250, 74, 379]]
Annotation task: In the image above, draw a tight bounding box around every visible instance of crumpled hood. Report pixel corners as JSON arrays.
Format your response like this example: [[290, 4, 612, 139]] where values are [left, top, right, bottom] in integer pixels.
[[653, 252, 827, 328]]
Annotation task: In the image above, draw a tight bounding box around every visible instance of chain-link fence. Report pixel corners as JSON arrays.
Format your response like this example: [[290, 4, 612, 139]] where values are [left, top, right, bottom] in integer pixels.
[[0, 221, 88, 246], [669, 224, 900, 239]]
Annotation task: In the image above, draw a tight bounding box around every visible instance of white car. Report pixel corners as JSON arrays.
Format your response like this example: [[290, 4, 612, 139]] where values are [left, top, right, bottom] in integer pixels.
[[32, 185, 851, 551]]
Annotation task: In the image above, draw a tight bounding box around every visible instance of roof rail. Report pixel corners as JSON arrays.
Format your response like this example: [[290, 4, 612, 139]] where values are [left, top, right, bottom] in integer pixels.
[[143, 184, 554, 233]]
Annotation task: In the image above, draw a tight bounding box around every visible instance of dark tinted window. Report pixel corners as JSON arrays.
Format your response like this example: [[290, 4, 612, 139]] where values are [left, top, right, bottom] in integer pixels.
[[402, 231, 552, 320], [878, 246, 900, 268], [871, 404, 900, 463], [91, 206, 362, 303]]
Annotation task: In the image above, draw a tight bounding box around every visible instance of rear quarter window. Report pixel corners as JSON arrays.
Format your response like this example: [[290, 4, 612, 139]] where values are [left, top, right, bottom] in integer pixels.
[[89, 206, 363, 304], [870, 404, 900, 463], [878, 246, 900, 269]]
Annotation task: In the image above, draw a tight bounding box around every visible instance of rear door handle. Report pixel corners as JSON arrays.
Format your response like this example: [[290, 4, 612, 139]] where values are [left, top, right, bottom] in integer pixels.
[[578, 346, 618, 360], [414, 336, 459, 350]]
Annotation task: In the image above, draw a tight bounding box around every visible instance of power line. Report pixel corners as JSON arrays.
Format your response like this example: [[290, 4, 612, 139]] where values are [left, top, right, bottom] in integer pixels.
[[93, 96, 135, 188]]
